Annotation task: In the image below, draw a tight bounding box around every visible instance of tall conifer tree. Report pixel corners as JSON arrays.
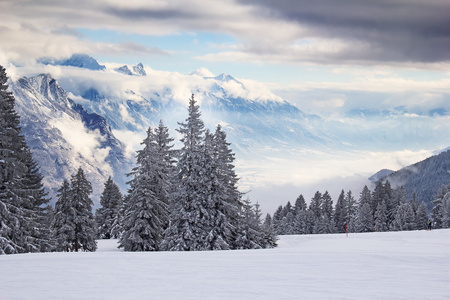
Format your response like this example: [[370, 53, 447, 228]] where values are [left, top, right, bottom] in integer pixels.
[[52, 180, 74, 251], [120, 126, 173, 251], [162, 94, 209, 251], [96, 177, 123, 239], [69, 167, 97, 252], [213, 124, 243, 247], [0, 65, 51, 254], [334, 190, 347, 233]]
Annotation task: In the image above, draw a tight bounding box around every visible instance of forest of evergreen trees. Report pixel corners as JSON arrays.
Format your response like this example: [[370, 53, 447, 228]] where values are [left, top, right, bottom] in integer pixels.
[[2, 64, 450, 255], [271, 180, 450, 236], [0, 65, 276, 254]]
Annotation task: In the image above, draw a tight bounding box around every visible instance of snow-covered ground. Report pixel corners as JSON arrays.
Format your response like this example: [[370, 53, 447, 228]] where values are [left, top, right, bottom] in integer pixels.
[[1, 229, 449, 300]]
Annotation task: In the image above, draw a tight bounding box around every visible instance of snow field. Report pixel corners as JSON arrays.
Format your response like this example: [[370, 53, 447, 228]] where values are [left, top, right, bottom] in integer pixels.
[[1, 229, 449, 300]]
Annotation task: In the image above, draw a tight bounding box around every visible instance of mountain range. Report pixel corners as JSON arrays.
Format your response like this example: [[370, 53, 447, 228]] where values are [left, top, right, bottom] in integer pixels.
[[8, 54, 450, 208]]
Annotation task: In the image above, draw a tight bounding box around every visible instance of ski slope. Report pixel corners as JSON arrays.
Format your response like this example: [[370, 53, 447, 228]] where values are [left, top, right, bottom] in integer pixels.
[[1, 229, 449, 300]]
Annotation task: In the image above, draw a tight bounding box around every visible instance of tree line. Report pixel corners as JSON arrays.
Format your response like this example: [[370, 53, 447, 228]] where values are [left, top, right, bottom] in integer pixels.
[[271, 180, 450, 236], [0, 65, 276, 254]]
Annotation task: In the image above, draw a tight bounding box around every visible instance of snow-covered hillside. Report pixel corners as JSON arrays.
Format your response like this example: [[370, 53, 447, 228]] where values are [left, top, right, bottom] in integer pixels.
[[9, 74, 131, 201], [1, 229, 449, 300]]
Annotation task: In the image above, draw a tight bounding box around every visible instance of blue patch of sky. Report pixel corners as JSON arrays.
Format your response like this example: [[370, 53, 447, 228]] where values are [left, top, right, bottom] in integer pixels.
[[75, 28, 354, 83], [77, 28, 241, 73], [76, 28, 450, 86]]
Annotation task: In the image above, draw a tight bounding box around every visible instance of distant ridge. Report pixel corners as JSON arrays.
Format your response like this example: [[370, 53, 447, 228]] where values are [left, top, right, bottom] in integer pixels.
[[374, 149, 450, 208], [368, 169, 394, 183]]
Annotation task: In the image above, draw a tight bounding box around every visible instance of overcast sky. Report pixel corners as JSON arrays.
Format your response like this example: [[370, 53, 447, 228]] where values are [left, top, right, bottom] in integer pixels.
[[1, 0, 450, 115]]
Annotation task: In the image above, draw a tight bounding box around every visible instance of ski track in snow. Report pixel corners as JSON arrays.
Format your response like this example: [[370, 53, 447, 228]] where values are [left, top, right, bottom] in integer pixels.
[[1, 229, 449, 300]]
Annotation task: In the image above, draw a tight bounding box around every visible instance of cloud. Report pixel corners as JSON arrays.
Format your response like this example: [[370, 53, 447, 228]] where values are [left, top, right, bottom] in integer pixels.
[[237, 0, 450, 65], [3, 0, 450, 68], [111, 129, 146, 159], [240, 147, 436, 214], [190, 67, 215, 77], [49, 116, 112, 174]]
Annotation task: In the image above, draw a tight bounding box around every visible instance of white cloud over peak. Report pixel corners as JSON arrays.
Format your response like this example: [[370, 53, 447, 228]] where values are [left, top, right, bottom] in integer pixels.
[[190, 67, 215, 77]]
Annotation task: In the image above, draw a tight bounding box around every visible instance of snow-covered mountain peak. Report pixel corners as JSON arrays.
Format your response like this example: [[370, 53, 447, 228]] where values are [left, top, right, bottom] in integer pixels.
[[133, 63, 146, 76], [15, 73, 71, 107], [213, 73, 238, 82], [39, 54, 106, 71], [114, 63, 147, 76]]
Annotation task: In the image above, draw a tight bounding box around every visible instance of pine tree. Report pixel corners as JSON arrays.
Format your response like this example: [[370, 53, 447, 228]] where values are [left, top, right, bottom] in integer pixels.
[[309, 191, 322, 219], [162, 94, 209, 251], [69, 167, 97, 252], [95, 177, 123, 239], [294, 194, 307, 214], [321, 191, 335, 233], [432, 184, 448, 227], [195, 130, 231, 250], [111, 194, 128, 239], [345, 190, 357, 232], [281, 201, 294, 234], [272, 205, 284, 235], [372, 181, 392, 218], [415, 201, 429, 230], [359, 185, 372, 207], [234, 198, 263, 249], [322, 191, 333, 219], [261, 213, 278, 248], [0, 65, 51, 254], [391, 203, 415, 231], [52, 180, 74, 252], [374, 200, 388, 232], [213, 124, 243, 248], [120, 126, 172, 251], [357, 203, 374, 232], [334, 190, 347, 233], [389, 185, 406, 225], [440, 193, 450, 228], [154, 119, 177, 222]]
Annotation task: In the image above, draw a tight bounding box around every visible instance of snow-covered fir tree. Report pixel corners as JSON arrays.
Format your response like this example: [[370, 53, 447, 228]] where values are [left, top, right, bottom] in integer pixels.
[[374, 200, 389, 232], [120, 125, 173, 251], [309, 191, 322, 220], [95, 177, 123, 239], [440, 193, 450, 228], [0, 65, 51, 254], [162, 95, 260, 251], [195, 129, 233, 250], [52, 180, 74, 252], [234, 198, 263, 249], [391, 202, 415, 231], [161, 94, 210, 251], [359, 185, 372, 208], [294, 194, 307, 214], [272, 205, 284, 234], [334, 190, 347, 233], [154, 119, 177, 212], [432, 184, 448, 227], [280, 201, 295, 234], [111, 194, 128, 239], [390, 185, 406, 224], [262, 213, 278, 248], [213, 124, 243, 248], [68, 167, 97, 252], [415, 201, 429, 230], [356, 203, 374, 232], [292, 202, 315, 235], [320, 191, 335, 233], [345, 190, 357, 232]]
